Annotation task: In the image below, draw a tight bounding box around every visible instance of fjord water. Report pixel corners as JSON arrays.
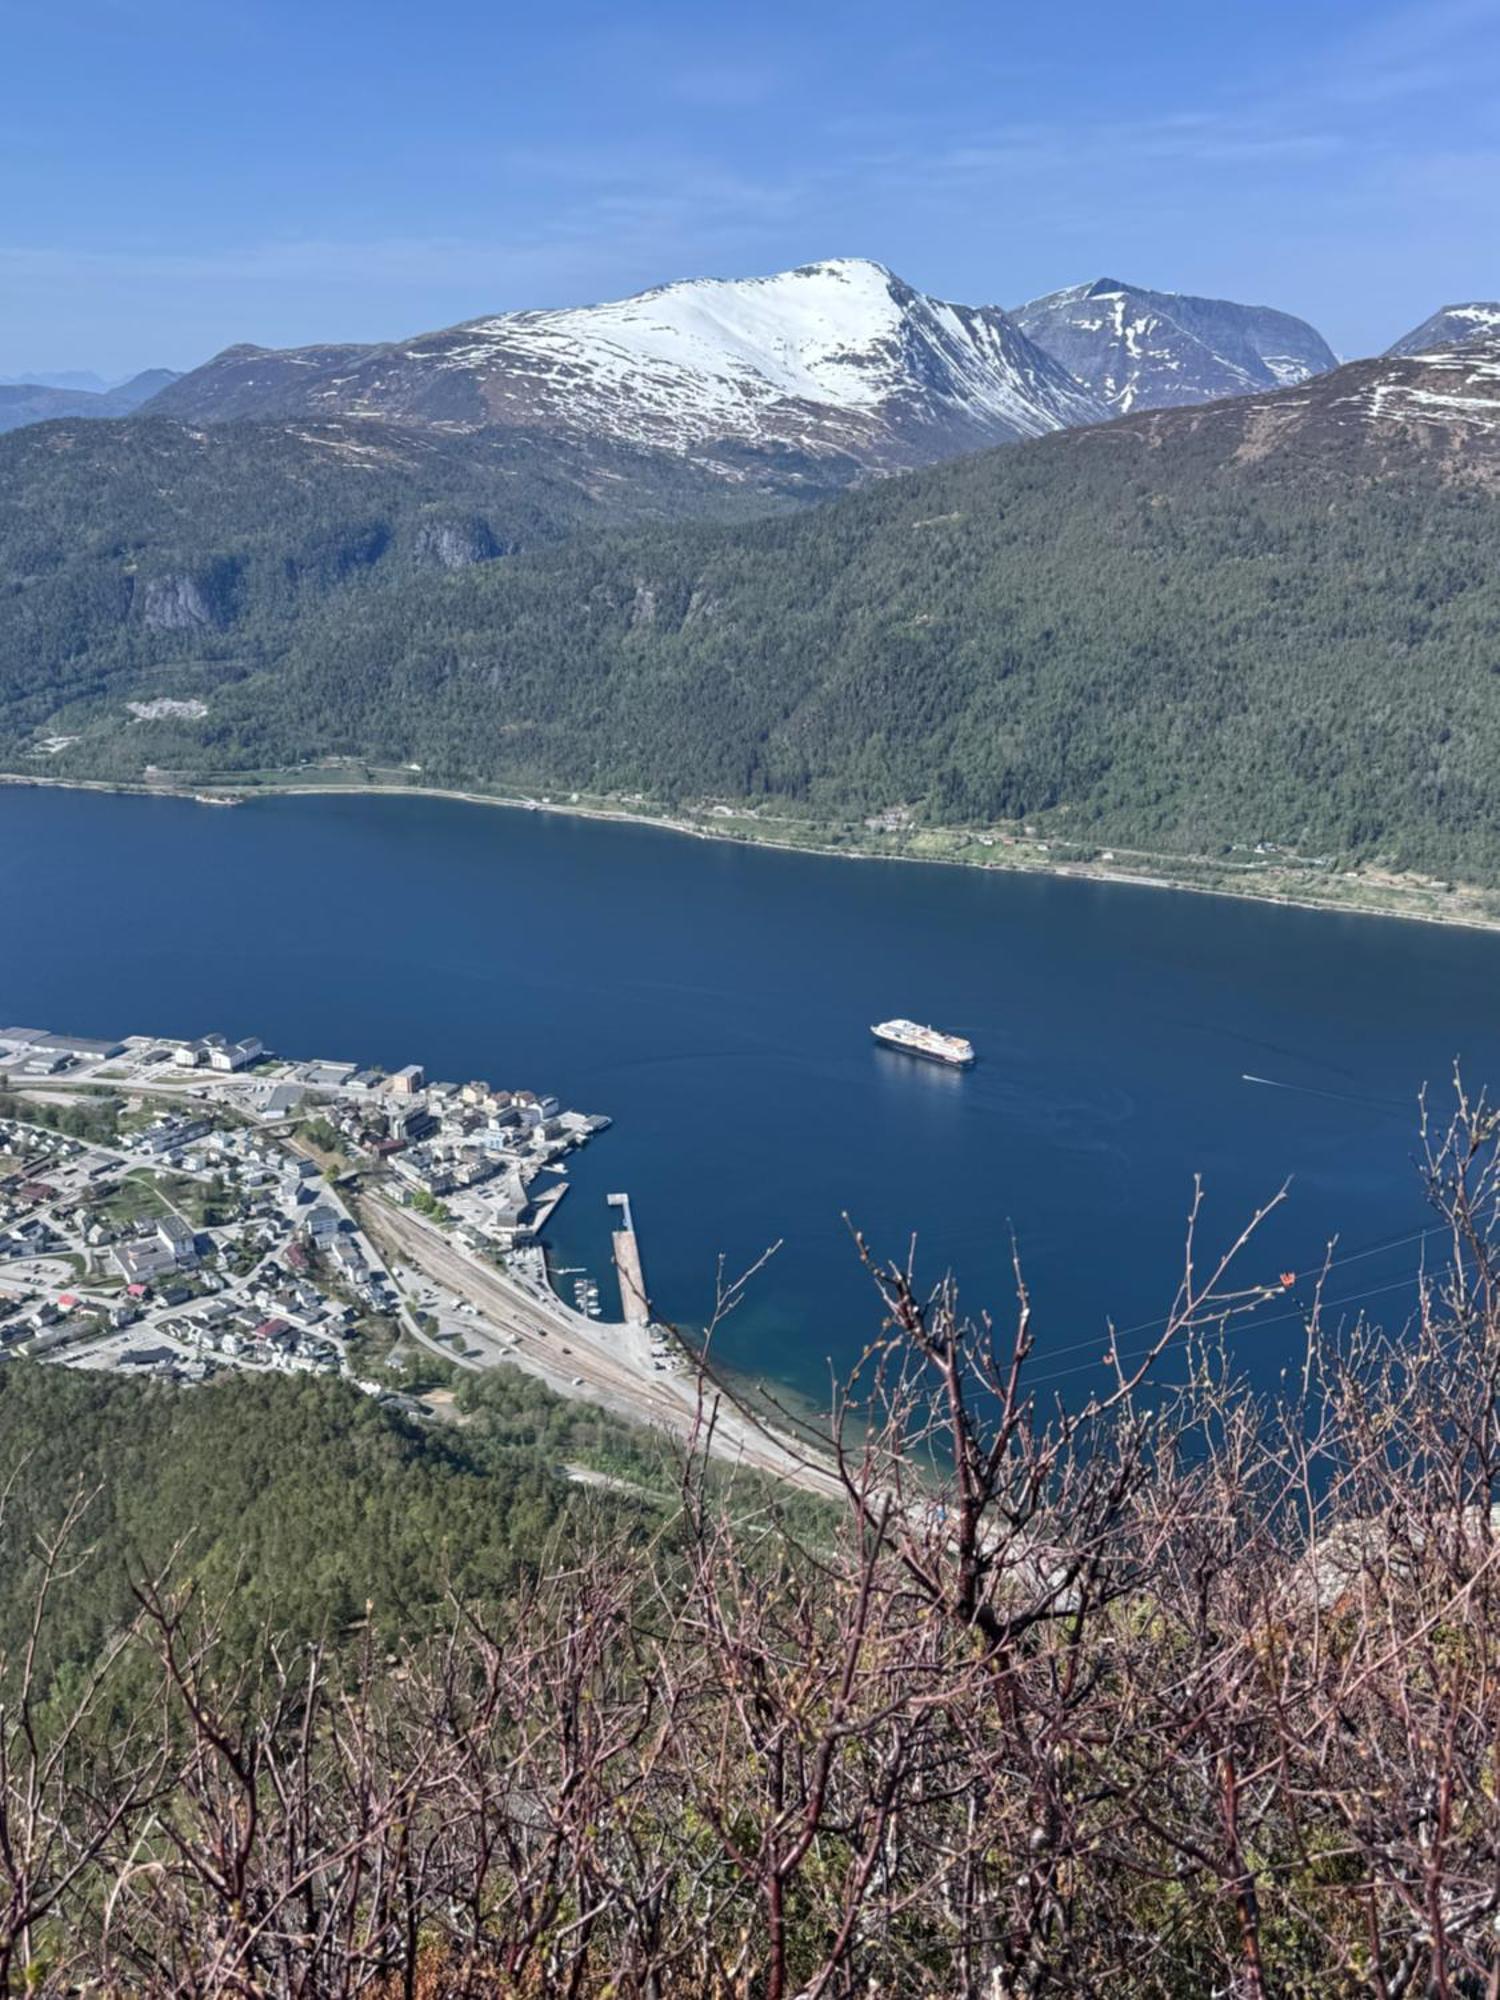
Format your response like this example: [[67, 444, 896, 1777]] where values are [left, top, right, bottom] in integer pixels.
[[6, 785, 1498, 1404]]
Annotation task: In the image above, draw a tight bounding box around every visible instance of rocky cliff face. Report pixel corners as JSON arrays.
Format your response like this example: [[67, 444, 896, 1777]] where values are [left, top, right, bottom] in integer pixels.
[[411, 517, 502, 569], [134, 572, 221, 631]]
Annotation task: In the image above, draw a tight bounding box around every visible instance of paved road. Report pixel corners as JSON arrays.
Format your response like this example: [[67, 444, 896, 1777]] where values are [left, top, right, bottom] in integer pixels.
[[368, 1195, 839, 1496]]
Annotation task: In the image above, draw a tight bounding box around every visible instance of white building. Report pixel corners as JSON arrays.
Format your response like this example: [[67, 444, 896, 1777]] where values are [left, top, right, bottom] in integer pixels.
[[208, 1036, 263, 1072]]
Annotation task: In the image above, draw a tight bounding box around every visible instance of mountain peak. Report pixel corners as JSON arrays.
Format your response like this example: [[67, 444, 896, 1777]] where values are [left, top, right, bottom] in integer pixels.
[[1012, 277, 1336, 414], [1386, 303, 1500, 358], [144, 260, 1107, 476], [790, 255, 895, 281]]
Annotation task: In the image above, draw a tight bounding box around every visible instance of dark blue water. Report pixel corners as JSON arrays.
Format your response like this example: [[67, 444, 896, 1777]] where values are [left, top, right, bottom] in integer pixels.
[[4, 786, 1495, 1405]]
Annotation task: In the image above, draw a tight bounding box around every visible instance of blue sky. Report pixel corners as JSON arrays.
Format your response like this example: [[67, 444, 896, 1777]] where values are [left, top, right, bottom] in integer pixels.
[[2, 0, 1496, 377]]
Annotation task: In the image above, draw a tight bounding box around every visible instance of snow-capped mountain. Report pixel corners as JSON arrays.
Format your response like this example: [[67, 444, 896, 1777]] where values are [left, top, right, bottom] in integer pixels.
[[1010, 278, 1336, 415], [1387, 304, 1500, 358], [143, 260, 1108, 480]]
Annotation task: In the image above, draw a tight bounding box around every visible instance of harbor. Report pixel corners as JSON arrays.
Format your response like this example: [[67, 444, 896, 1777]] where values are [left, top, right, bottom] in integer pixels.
[[0, 1013, 830, 1490]]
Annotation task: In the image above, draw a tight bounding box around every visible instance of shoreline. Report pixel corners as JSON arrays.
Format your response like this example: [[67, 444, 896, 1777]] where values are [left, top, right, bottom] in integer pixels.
[[362, 1193, 841, 1499], [6, 767, 1500, 939]]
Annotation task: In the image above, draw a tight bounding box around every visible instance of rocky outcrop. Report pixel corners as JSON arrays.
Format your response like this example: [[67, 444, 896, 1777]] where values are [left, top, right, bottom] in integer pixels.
[[410, 517, 501, 570], [135, 572, 219, 631]]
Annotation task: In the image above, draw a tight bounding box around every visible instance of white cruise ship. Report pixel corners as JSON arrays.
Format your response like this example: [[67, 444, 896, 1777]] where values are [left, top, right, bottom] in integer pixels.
[[871, 1019, 975, 1067]]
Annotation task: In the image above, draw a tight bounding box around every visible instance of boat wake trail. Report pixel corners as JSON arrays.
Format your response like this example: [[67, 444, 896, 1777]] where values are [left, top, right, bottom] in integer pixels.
[[1242, 1073, 1408, 1112]]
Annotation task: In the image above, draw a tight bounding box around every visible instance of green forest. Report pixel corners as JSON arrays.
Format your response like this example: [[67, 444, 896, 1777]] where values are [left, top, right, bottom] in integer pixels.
[[4, 391, 1500, 883], [0, 1363, 667, 1680], [0, 413, 804, 751]]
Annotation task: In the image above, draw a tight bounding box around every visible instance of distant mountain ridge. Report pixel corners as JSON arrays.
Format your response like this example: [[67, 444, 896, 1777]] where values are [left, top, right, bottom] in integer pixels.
[[13, 273, 1498, 459], [1010, 278, 1337, 414], [1, 369, 111, 392], [141, 259, 1109, 483], [0, 367, 180, 436], [1387, 304, 1500, 357], [93, 368, 181, 413]]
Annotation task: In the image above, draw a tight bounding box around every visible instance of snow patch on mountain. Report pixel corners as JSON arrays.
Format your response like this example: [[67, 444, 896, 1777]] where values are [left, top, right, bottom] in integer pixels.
[[365, 258, 1109, 461], [1356, 345, 1500, 434], [1386, 304, 1500, 359], [1011, 278, 1335, 415], [147, 260, 1109, 476], [449, 259, 914, 411]]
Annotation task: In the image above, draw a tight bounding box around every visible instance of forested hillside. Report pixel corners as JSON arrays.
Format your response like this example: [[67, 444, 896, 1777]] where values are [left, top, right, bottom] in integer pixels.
[[5, 340, 1500, 880], [0, 413, 823, 750], [0, 1362, 673, 1683]]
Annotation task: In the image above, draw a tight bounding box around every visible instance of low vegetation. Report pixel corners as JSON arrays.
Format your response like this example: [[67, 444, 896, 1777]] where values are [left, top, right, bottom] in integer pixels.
[[3, 1096, 1500, 1993], [0, 1087, 122, 1145]]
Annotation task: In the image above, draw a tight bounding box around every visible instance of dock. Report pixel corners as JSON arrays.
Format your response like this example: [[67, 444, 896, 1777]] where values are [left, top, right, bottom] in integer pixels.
[[528, 1179, 569, 1232], [607, 1192, 651, 1325]]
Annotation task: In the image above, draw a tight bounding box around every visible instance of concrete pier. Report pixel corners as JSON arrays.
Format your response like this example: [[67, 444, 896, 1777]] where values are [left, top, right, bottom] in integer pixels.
[[607, 1191, 651, 1325]]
